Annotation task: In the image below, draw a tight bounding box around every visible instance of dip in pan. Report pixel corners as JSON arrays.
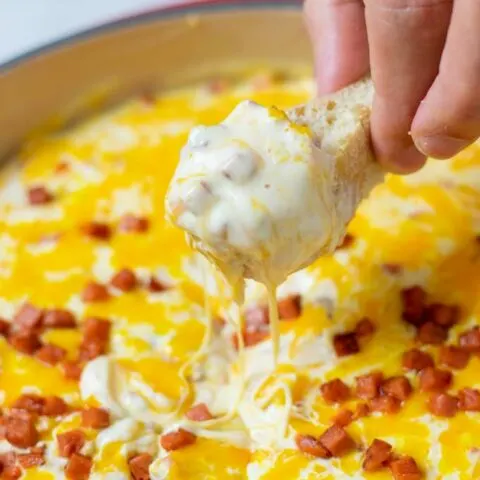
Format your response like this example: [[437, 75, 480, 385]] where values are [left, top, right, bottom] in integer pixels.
[[0, 2, 479, 479]]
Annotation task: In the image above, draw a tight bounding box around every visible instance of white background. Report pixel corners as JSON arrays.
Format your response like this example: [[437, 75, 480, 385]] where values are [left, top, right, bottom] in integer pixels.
[[0, 0, 199, 64]]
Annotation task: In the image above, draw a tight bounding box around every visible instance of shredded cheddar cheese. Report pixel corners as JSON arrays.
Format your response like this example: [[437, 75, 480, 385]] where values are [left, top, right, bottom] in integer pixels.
[[0, 70, 480, 479]]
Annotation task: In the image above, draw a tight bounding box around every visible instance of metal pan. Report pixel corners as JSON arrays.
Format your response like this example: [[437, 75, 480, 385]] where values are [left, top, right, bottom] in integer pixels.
[[0, 0, 310, 160]]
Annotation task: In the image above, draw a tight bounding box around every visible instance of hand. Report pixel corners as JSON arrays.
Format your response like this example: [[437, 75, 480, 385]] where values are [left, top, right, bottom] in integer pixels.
[[304, 0, 480, 173]]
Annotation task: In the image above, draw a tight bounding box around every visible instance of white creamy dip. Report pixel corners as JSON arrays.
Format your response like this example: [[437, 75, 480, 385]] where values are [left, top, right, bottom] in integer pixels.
[[166, 100, 343, 295]]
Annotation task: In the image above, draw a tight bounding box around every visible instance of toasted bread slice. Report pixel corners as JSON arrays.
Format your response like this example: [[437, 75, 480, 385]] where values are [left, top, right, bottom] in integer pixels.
[[288, 77, 384, 229]]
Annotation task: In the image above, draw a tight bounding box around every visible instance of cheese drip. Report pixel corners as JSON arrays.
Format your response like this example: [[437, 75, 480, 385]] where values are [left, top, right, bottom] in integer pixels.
[[166, 101, 342, 366]]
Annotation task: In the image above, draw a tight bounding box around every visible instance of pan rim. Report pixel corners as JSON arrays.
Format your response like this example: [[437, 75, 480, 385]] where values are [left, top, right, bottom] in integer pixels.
[[0, 0, 301, 73]]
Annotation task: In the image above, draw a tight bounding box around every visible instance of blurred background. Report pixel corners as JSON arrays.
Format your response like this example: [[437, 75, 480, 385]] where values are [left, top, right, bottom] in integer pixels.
[[0, 0, 203, 64]]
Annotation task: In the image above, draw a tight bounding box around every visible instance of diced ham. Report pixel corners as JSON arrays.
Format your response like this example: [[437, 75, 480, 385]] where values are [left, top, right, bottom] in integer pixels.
[[401, 286, 426, 326], [42, 396, 69, 417], [0, 318, 11, 336], [417, 321, 448, 345], [402, 349, 434, 371], [355, 372, 383, 400], [79, 317, 111, 360], [438, 345, 470, 369], [0, 452, 20, 478], [369, 396, 401, 414], [319, 424, 355, 457], [428, 393, 458, 417], [333, 332, 359, 357], [2, 465, 21, 480], [63, 361, 83, 381], [332, 409, 354, 427], [185, 403, 214, 421], [110, 268, 137, 292], [5, 412, 38, 448], [147, 277, 169, 293], [424, 303, 459, 328], [13, 394, 45, 414], [389, 456, 423, 480], [337, 233, 354, 249], [81, 222, 111, 240], [278, 295, 302, 320], [83, 317, 111, 342], [243, 329, 270, 347], [459, 326, 480, 353], [65, 454, 92, 480], [57, 430, 86, 457], [0, 452, 16, 468], [381, 376, 412, 401], [295, 434, 330, 458], [14, 303, 44, 332], [118, 214, 149, 233], [244, 306, 269, 328], [81, 282, 110, 302], [160, 428, 196, 451], [35, 344, 66, 365], [78, 342, 105, 361], [81, 407, 110, 429], [17, 449, 45, 468], [355, 318, 376, 338], [43, 309, 76, 328], [28, 186, 54, 205], [30, 446, 45, 455], [128, 453, 153, 480], [458, 388, 480, 412], [353, 402, 370, 419], [418, 367, 452, 392], [8, 331, 41, 355], [320, 378, 351, 404], [363, 439, 392, 472]]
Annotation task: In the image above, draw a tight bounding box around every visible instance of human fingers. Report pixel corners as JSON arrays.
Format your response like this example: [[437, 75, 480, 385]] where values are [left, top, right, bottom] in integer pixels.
[[365, 0, 453, 173], [304, 0, 370, 95], [412, 0, 480, 159]]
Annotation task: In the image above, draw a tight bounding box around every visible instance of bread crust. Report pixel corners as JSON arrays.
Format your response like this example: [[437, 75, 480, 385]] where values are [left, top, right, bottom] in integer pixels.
[[288, 77, 384, 230]]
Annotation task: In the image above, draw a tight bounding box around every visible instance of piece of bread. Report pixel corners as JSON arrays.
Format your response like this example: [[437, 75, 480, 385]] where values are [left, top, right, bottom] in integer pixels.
[[288, 77, 384, 230], [166, 78, 384, 292]]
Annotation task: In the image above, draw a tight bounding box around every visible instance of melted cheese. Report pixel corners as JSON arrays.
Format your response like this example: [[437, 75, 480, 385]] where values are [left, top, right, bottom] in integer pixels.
[[1, 70, 480, 479]]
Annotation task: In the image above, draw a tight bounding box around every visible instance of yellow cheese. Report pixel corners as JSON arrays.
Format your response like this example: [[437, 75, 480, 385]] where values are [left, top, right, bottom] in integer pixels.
[[1, 70, 480, 478]]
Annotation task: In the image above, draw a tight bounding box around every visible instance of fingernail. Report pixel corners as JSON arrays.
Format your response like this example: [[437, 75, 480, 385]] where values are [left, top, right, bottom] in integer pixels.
[[414, 135, 470, 159], [378, 144, 426, 175]]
